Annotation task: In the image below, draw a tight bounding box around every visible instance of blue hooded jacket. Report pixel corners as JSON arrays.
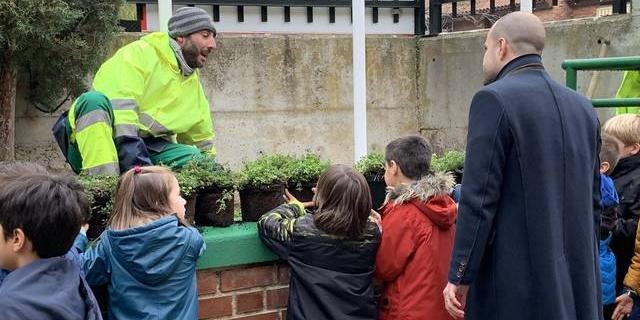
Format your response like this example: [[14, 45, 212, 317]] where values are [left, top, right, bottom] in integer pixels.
[[600, 174, 619, 305], [0, 257, 102, 319], [600, 174, 619, 208], [81, 215, 205, 319]]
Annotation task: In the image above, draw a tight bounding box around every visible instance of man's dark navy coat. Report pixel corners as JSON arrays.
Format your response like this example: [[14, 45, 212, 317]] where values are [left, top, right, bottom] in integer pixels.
[[449, 54, 602, 320]]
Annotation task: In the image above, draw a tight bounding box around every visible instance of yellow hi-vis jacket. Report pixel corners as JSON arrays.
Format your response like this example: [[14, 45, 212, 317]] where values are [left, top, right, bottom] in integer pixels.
[[616, 71, 640, 115], [93, 32, 215, 154]]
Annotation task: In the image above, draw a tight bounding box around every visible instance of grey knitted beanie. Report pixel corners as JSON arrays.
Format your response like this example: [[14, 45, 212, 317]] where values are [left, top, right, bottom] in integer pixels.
[[168, 7, 216, 38]]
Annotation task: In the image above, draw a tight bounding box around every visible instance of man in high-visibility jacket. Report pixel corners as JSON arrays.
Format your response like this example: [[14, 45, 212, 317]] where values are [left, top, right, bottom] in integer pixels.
[[53, 7, 217, 175], [616, 71, 640, 115]]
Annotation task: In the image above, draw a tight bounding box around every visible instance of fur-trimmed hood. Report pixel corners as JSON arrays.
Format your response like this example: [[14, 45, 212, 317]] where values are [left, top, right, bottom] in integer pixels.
[[384, 172, 455, 205], [383, 172, 457, 229]]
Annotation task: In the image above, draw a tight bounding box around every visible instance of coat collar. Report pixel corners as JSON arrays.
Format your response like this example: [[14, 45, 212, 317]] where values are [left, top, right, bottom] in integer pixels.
[[494, 54, 544, 82], [611, 153, 640, 180], [383, 171, 455, 206]]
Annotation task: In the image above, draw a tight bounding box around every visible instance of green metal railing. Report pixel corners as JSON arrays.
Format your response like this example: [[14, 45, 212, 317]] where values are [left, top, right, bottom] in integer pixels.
[[562, 56, 640, 108]]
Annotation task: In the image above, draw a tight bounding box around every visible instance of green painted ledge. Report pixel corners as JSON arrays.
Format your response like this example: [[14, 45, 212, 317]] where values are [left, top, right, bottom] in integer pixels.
[[196, 222, 279, 270]]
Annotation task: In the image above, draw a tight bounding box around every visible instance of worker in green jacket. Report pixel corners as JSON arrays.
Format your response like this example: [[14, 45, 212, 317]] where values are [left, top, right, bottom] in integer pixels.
[[53, 7, 217, 175], [616, 71, 640, 115]]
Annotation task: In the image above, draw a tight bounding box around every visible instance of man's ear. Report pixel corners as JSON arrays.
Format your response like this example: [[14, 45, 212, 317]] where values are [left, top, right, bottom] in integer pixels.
[[174, 36, 186, 46], [9, 228, 26, 253], [497, 38, 509, 61], [631, 143, 640, 155]]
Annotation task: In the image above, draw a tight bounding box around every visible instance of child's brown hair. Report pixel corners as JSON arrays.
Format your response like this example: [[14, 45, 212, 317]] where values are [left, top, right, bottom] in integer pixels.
[[600, 133, 620, 175], [313, 164, 372, 239], [0, 174, 86, 259], [385, 135, 432, 180], [110, 166, 180, 230]]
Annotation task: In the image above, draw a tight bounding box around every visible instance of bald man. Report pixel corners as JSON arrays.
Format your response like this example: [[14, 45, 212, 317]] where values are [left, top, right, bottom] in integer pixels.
[[443, 12, 602, 320]]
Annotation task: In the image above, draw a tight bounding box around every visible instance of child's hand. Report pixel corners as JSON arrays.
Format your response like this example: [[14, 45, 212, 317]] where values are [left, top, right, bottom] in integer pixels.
[[304, 187, 318, 208], [284, 189, 299, 204], [302, 201, 316, 209], [80, 223, 90, 236], [370, 210, 382, 232], [285, 189, 316, 209]]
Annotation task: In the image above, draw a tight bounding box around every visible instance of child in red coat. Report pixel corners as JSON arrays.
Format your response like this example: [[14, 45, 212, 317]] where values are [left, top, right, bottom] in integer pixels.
[[376, 135, 457, 320]]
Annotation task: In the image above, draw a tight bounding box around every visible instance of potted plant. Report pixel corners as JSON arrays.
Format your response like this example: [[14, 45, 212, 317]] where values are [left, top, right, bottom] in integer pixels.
[[77, 174, 118, 240], [178, 158, 236, 227], [285, 153, 330, 202], [354, 152, 387, 210], [431, 150, 465, 184], [175, 168, 202, 225], [237, 154, 292, 222]]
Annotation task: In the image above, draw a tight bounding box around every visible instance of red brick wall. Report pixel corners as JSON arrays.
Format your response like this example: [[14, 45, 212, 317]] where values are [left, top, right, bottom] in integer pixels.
[[197, 263, 290, 320], [535, 1, 599, 22], [448, 0, 600, 31]]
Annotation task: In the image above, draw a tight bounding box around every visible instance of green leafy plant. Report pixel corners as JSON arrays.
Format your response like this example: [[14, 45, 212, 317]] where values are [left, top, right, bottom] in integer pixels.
[[177, 157, 235, 198], [215, 189, 234, 214], [77, 174, 118, 219], [431, 150, 465, 173], [175, 169, 203, 199], [286, 153, 331, 186], [237, 154, 294, 189], [0, 0, 124, 160], [354, 152, 386, 178], [0, 0, 124, 108]]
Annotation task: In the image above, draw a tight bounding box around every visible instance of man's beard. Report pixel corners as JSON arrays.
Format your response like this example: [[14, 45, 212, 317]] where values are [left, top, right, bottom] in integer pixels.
[[182, 41, 202, 69]]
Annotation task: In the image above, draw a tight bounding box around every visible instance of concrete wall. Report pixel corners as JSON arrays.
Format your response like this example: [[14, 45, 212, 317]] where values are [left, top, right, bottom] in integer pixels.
[[203, 34, 418, 168], [417, 13, 640, 153], [14, 13, 640, 171]]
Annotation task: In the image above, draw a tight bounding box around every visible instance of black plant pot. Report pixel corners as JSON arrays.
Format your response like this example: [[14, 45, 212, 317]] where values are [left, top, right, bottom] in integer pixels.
[[452, 167, 464, 184], [184, 195, 197, 225], [239, 183, 286, 222], [195, 188, 235, 227], [87, 196, 110, 241], [287, 181, 315, 203], [366, 173, 387, 210]]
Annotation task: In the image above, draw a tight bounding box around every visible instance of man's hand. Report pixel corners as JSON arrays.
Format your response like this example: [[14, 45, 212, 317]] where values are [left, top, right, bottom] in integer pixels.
[[612, 294, 634, 320], [443, 282, 469, 319]]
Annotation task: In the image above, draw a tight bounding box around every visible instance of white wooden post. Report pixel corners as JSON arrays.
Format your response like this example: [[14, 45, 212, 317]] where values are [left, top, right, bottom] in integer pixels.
[[158, 0, 173, 32], [353, 0, 367, 162], [520, 0, 533, 12]]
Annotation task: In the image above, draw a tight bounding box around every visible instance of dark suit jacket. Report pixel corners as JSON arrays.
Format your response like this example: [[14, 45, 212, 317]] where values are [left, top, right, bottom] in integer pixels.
[[449, 54, 602, 320]]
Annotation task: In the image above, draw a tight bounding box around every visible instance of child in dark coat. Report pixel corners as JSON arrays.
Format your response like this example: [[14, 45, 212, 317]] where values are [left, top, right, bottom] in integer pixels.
[[258, 165, 381, 320]]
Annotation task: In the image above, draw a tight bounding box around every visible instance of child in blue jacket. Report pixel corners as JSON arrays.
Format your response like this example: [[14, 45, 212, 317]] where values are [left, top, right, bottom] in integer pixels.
[[0, 161, 89, 287], [0, 173, 101, 319], [600, 133, 622, 319], [80, 166, 205, 319]]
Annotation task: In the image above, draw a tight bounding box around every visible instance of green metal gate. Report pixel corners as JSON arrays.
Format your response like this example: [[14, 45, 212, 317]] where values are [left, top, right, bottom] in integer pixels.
[[562, 56, 640, 108]]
